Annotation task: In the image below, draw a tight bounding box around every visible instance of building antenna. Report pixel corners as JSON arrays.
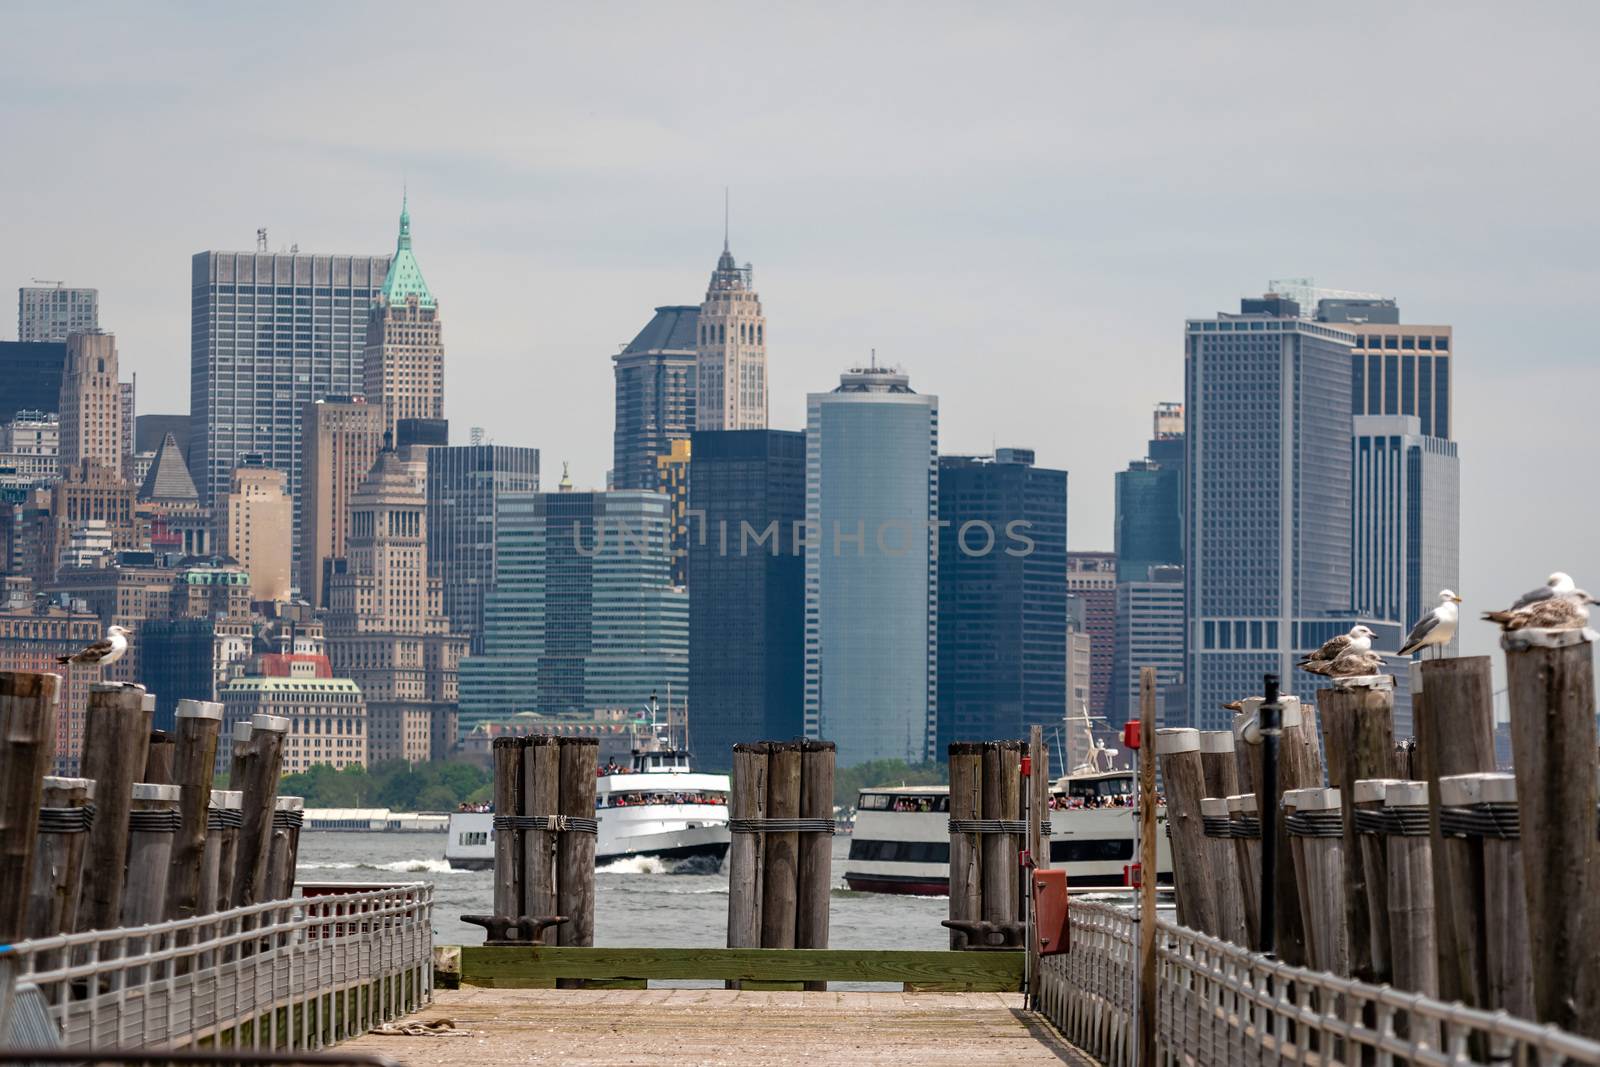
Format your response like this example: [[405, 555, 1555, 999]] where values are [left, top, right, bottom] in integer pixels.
[[723, 187, 730, 252], [256, 228, 268, 253], [870, 347, 877, 370]]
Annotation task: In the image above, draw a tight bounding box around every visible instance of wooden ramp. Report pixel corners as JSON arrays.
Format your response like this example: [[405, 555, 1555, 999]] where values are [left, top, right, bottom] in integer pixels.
[[344, 987, 1096, 1066]]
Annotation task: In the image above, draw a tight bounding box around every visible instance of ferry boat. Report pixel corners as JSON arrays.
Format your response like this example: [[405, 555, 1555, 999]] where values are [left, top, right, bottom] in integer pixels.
[[445, 726, 731, 872], [843, 712, 1174, 895]]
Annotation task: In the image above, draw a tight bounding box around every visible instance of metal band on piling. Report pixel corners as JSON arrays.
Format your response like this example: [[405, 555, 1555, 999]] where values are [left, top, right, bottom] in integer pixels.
[[493, 814, 599, 835], [208, 807, 243, 830], [272, 809, 305, 830], [1439, 772, 1521, 840], [1285, 788, 1345, 838], [733, 817, 837, 835], [127, 809, 182, 833], [37, 803, 96, 834], [1201, 797, 1232, 838]]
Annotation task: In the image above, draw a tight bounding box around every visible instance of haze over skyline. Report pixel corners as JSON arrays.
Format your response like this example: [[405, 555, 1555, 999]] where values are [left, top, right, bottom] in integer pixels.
[[4, 2, 1597, 672]]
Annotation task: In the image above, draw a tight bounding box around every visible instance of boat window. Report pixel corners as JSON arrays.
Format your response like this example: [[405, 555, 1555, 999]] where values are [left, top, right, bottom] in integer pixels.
[[857, 793, 895, 810], [458, 831, 488, 847], [1050, 838, 1133, 863], [847, 839, 950, 864]]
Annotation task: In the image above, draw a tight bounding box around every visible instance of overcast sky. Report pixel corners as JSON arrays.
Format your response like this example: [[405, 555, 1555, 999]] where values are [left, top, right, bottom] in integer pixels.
[[3, 3, 1597, 678]]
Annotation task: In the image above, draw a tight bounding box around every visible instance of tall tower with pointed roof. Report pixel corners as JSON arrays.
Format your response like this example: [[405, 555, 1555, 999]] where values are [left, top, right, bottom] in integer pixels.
[[364, 195, 445, 441], [694, 236, 767, 431]]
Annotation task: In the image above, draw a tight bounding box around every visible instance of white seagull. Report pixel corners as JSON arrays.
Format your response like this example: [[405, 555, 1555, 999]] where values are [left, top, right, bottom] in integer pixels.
[[1398, 590, 1462, 659], [56, 625, 131, 667], [1298, 625, 1376, 675], [1508, 572, 1576, 611], [1484, 588, 1598, 632]]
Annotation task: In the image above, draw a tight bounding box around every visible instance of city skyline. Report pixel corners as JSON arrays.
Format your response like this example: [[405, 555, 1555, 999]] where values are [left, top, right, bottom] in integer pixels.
[[4, 4, 1598, 678]]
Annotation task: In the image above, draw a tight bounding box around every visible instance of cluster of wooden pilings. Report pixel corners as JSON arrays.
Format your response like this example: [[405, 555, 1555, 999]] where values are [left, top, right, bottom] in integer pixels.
[[944, 740, 1034, 950], [0, 671, 305, 945], [464, 735, 598, 952], [726, 740, 835, 981], [1161, 636, 1600, 1040]]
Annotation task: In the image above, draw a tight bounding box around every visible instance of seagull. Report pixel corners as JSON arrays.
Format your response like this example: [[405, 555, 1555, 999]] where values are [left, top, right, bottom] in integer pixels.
[[1398, 590, 1462, 659], [1323, 647, 1388, 678], [1508, 572, 1576, 611], [56, 625, 131, 667], [1299, 626, 1376, 675], [1220, 699, 1245, 713], [1483, 589, 1597, 632]]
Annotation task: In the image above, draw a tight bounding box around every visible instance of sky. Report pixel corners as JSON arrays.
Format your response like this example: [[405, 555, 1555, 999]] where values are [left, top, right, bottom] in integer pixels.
[[2, 2, 1597, 679]]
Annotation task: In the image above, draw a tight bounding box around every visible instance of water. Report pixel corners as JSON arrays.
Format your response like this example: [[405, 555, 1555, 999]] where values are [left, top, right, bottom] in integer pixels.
[[295, 832, 952, 949]]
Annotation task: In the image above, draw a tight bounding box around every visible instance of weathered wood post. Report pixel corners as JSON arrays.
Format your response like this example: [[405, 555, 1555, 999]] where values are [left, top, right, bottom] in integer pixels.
[[796, 738, 836, 964], [1025, 724, 1048, 995], [554, 737, 598, 952], [1505, 631, 1600, 1036], [229, 713, 287, 908], [1352, 778, 1401, 985], [727, 742, 768, 955], [1156, 728, 1216, 934], [1317, 681, 1396, 982], [78, 682, 151, 931], [227, 719, 252, 787], [1199, 729, 1244, 944], [122, 782, 181, 925], [1382, 780, 1437, 998], [24, 776, 93, 940], [266, 795, 304, 901], [143, 729, 176, 784], [0, 669, 62, 942], [1287, 786, 1348, 975], [1199, 730, 1239, 801], [1439, 771, 1533, 1025], [946, 741, 984, 949], [760, 740, 803, 949], [166, 699, 221, 922], [1414, 656, 1495, 1005], [490, 736, 524, 929], [522, 736, 560, 942], [1136, 668, 1157, 1067], [1227, 793, 1261, 948], [980, 740, 1022, 939], [200, 789, 242, 915]]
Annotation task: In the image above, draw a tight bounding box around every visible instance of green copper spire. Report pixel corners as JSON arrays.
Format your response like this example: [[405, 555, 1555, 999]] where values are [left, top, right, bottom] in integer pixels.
[[380, 192, 435, 308]]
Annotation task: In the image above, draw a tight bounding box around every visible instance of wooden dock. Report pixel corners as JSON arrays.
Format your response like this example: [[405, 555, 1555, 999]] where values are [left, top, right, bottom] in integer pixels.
[[344, 986, 1095, 1066]]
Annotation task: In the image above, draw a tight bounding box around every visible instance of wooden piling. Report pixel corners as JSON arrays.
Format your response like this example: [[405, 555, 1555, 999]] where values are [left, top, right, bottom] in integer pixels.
[[1506, 635, 1600, 1036], [1439, 772, 1533, 1022], [24, 776, 92, 940], [1199, 730, 1239, 800], [947, 742, 984, 950], [229, 712, 287, 908], [491, 737, 524, 926], [143, 729, 176, 784], [796, 739, 836, 961], [727, 742, 768, 953], [166, 699, 222, 922], [1353, 778, 1401, 985], [1136, 668, 1157, 1067], [1415, 656, 1495, 1004], [122, 782, 181, 925], [266, 795, 304, 901], [200, 789, 242, 914], [227, 720, 253, 788], [1227, 793, 1261, 948], [1025, 725, 1048, 996], [1156, 728, 1216, 935], [1287, 786, 1347, 975], [555, 737, 598, 950], [0, 669, 62, 942], [1316, 682, 1396, 983], [78, 682, 152, 931], [1200, 797, 1247, 945], [980, 740, 1022, 934], [1382, 781, 1437, 998], [521, 736, 560, 940], [760, 740, 803, 949]]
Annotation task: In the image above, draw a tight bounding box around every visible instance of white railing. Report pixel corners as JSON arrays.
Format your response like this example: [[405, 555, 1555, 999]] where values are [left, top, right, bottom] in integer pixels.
[[1, 885, 432, 1052], [1038, 901, 1600, 1066]]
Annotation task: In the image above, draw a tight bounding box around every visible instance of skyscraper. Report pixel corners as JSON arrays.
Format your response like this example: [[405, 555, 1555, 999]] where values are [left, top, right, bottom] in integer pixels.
[[1067, 551, 1116, 720], [1337, 318, 1453, 440], [1114, 402, 1184, 583], [425, 443, 540, 651], [612, 305, 698, 491], [656, 438, 691, 587], [1186, 295, 1356, 729], [0, 342, 67, 423], [458, 486, 688, 735], [805, 366, 938, 767], [220, 458, 293, 603], [19, 284, 98, 343], [58, 332, 123, 477], [301, 397, 384, 607], [364, 197, 444, 441], [695, 243, 766, 431], [936, 449, 1068, 750], [688, 429, 805, 770], [1111, 566, 1185, 727], [189, 249, 391, 558]]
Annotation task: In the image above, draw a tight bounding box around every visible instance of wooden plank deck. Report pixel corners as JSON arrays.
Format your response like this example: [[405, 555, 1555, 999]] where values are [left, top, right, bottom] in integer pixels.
[[344, 987, 1097, 1066]]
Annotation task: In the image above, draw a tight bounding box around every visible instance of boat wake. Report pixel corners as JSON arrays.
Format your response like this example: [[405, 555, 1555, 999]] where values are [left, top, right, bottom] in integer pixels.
[[598, 854, 726, 876], [298, 858, 458, 874]]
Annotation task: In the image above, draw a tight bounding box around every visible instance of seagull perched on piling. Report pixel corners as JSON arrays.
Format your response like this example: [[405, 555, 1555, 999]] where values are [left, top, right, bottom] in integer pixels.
[[56, 624, 131, 667], [1398, 590, 1462, 658], [1322, 647, 1388, 678], [1507, 572, 1576, 611], [1298, 626, 1376, 675], [1483, 588, 1597, 632]]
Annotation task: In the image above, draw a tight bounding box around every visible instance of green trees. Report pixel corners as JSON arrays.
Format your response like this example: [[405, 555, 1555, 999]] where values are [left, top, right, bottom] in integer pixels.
[[833, 759, 947, 808], [277, 760, 491, 811]]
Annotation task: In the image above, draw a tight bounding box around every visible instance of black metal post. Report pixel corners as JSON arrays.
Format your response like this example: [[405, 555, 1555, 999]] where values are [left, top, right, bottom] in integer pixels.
[[1258, 672, 1281, 958]]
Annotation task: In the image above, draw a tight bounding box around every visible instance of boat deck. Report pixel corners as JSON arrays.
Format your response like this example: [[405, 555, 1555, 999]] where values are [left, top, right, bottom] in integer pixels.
[[343, 986, 1095, 1066]]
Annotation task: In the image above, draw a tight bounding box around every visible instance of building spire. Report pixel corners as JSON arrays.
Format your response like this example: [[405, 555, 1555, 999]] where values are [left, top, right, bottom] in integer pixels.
[[397, 188, 412, 252], [723, 186, 730, 253], [379, 191, 435, 308]]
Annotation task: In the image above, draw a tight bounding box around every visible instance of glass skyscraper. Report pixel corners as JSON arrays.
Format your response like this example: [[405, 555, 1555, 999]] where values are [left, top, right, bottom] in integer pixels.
[[935, 449, 1068, 750], [189, 251, 390, 568], [457, 487, 687, 735], [612, 305, 698, 491], [804, 366, 938, 767], [687, 429, 805, 770], [425, 445, 541, 652], [1185, 296, 1357, 730]]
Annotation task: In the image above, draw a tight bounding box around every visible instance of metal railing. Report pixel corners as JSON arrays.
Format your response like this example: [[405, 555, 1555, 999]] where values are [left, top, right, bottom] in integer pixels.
[[1038, 901, 1600, 1066], [1, 885, 432, 1053]]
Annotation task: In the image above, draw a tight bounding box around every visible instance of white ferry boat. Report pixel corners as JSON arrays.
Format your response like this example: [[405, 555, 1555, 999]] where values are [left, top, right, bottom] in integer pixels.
[[445, 742, 731, 872]]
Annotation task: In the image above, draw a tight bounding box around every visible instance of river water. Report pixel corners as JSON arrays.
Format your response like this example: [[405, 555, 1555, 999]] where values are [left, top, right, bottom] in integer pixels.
[[296, 831, 951, 950]]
